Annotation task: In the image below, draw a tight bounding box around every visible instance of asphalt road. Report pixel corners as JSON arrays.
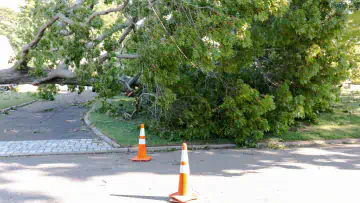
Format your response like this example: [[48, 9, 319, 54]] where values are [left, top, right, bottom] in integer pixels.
[[0, 91, 97, 141], [0, 144, 359, 203]]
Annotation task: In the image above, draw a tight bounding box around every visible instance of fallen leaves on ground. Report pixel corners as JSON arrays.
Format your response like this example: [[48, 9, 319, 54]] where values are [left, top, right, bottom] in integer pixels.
[[65, 120, 76, 123], [4, 128, 19, 134]]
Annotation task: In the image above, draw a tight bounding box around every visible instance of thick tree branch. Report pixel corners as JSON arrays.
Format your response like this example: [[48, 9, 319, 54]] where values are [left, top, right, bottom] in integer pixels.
[[0, 67, 80, 85], [118, 73, 142, 92], [57, 13, 76, 25], [0, 63, 140, 87], [128, 71, 142, 87], [14, 0, 131, 69], [95, 18, 137, 63], [1, 60, 79, 85], [118, 25, 133, 45], [15, 14, 62, 67], [118, 17, 136, 44], [14, 12, 76, 68], [119, 76, 133, 91], [98, 53, 109, 64], [86, 23, 128, 48], [86, 16, 135, 49], [5, 0, 135, 86], [32, 69, 76, 85], [85, 0, 129, 24], [24, 13, 74, 50]]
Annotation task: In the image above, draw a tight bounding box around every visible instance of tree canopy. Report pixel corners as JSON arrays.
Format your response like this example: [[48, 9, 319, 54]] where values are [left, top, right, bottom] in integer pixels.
[[1, 0, 359, 144]]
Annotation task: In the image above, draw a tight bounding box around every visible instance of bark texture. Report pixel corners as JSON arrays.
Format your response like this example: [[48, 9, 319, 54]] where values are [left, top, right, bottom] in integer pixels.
[[0, 68, 79, 85], [0, 0, 136, 87]]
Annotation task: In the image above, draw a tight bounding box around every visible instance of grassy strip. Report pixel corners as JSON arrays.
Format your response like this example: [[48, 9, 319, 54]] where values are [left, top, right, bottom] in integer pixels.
[[264, 88, 360, 142], [89, 97, 233, 147], [0, 92, 37, 109]]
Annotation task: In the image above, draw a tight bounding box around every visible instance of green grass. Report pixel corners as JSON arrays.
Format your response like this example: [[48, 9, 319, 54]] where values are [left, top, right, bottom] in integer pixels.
[[89, 96, 233, 147], [264, 88, 360, 142], [0, 91, 37, 109]]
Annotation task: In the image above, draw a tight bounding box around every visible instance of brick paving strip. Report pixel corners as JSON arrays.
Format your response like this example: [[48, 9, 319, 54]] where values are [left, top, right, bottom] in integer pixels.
[[1, 136, 360, 157], [0, 137, 236, 157], [0, 139, 114, 157]]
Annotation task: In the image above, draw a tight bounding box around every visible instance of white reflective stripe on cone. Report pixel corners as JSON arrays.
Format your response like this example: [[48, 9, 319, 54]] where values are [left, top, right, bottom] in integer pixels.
[[181, 150, 189, 163], [139, 139, 146, 144], [140, 128, 145, 136], [180, 165, 190, 174]]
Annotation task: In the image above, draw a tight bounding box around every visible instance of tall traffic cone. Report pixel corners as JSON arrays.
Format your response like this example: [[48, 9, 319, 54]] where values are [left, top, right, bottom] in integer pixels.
[[132, 124, 152, 162], [169, 143, 198, 203]]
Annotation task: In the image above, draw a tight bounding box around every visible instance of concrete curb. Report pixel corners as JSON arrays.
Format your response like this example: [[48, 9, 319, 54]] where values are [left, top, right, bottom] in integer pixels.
[[84, 104, 121, 148], [2, 138, 360, 157], [1, 144, 239, 157], [0, 148, 130, 158], [143, 144, 238, 152], [0, 100, 38, 114], [256, 138, 360, 149]]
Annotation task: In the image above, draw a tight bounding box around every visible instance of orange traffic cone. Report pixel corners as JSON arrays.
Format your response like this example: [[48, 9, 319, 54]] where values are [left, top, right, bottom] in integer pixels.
[[131, 124, 152, 162], [169, 143, 198, 203]]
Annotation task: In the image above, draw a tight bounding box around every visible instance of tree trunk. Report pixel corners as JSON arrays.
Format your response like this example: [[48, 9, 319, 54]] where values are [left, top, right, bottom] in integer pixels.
[[0, 67, 79, 85], [0, 67, 139, 92]]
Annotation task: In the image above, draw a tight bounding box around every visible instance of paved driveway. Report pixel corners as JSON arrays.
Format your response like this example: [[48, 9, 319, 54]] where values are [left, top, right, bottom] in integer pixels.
[[0, 144, 359, 203], [0, 91, 97, 141], [0, 91, 114, 156]]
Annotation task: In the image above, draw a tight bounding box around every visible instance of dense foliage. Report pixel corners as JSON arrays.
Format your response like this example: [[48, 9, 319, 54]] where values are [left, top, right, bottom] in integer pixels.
[[0, 7, 16, 36], [37, 84, 57, 101], [0, 5, 37, 53], [343, 11, 360, 83], [10, 0, 360, 145]]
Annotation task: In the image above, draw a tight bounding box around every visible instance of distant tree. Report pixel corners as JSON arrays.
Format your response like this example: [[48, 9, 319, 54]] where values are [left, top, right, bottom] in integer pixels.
[[0, 7, 17, 49], [342, 11, 360, 83], [0, 7, 16, 36]]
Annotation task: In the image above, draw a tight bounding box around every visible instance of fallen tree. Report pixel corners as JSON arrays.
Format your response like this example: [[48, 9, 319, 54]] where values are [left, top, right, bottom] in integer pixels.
[[2, 0, 358, 145], [0, 67, 76, 85], [1, 0, 138, 90]]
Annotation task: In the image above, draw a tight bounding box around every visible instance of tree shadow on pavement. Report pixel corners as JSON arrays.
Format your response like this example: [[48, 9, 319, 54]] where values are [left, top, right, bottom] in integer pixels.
[[0, 190, 56, 202], [0, 144, 359, 202], [110, 194, 168, 201]]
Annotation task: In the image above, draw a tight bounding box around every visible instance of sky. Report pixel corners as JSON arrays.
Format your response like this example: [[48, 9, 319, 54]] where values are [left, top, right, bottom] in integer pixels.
[[0, 0, 25, 12], [0, 1, 23, 68], [0, 36, 15, 69]]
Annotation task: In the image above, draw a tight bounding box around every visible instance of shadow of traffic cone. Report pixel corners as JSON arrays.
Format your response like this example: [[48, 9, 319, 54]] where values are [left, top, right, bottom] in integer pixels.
[[169, 143, 198, 203], [132, 124, 152, 162]]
